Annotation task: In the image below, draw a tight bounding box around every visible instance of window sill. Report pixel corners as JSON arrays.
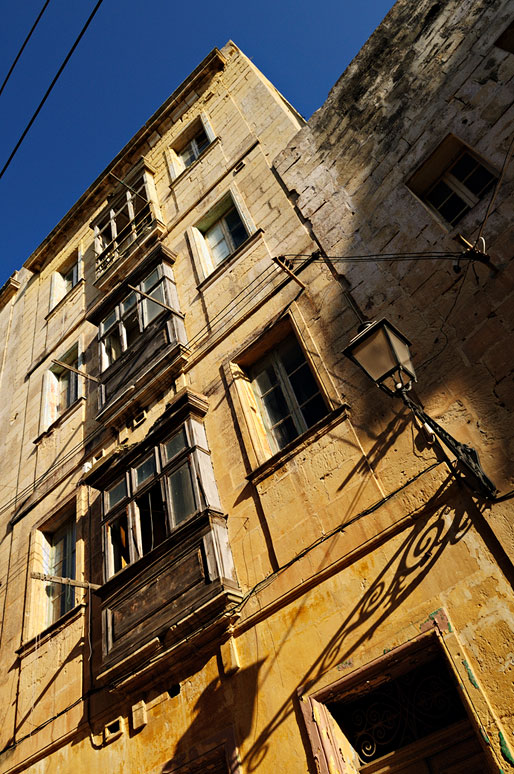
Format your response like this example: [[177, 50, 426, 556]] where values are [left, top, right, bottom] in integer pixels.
[[45, 278, 85, 321], [196, 229, 264, 292], [98, 507, 225, 592], [33, 395, 85, 445], [169, 138, 221, 189], [247, 404, 350, 485], [17, 602, 86, 658]]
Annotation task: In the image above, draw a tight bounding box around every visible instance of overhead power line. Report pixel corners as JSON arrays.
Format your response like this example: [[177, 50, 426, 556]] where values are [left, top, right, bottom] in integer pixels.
[[0, 0, 106, 183], [0, 0, 52, 98]]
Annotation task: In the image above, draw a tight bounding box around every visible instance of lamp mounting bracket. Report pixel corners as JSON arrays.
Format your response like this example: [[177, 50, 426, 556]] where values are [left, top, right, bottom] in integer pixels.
[[400, 391, 497, 499]]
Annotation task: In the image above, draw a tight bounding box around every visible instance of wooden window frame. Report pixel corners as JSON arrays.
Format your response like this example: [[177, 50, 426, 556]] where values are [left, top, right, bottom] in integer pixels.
[[224, 313, 342, 471], [98, 265, 170, 372], [91, 161, 162, 276], [407, 135, 497, 229], [188, 186, 256, 279], [168, 112, 216, 181], [102, 418, 221, 579], [49, 248, 83, 311]]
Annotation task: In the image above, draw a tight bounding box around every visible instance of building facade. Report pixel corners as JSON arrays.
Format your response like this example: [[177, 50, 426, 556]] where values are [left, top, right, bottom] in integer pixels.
[[0, 2, 513, 773]]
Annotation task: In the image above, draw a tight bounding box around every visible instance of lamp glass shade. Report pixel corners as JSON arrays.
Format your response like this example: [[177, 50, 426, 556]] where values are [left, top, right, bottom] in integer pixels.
[[350, 326, 396, 383], [387, 328, 416, 382], [344, 319, 416, 394]]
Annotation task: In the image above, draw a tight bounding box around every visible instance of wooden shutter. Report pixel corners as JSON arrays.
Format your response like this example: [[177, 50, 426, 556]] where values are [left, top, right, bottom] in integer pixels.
[[302, 696, 360, 774]]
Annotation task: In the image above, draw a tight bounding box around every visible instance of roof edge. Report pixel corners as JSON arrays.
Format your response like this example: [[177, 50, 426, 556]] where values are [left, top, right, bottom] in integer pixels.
[[24, 47, 226, 273]]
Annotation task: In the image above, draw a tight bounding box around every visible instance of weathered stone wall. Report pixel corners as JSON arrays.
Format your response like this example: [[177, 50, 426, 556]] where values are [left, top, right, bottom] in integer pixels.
[[0, 7, 514, 774]]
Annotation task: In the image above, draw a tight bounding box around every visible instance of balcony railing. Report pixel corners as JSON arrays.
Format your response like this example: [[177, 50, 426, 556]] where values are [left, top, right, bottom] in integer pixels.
[[95, 207, 155, 278]]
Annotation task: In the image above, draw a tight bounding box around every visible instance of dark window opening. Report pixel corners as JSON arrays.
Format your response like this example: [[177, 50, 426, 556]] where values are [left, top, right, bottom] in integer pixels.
[[136, 483, 168, 556], [179, 127, 210, 169], [327, 655, 467, 764], [407, 137, 497, 228], [110, 513, 130, 574]]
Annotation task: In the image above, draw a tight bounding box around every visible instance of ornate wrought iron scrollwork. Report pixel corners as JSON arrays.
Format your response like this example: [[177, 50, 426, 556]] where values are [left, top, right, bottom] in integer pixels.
[[329, 656, 466, 763]]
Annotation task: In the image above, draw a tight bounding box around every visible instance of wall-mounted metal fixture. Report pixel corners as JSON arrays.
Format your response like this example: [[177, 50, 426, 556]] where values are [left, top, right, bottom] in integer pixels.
[[343, 319, 497, 499]]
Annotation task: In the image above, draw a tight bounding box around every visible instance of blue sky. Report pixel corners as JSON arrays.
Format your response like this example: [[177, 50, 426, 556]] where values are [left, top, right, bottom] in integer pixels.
[[0, 0, 395, 285]]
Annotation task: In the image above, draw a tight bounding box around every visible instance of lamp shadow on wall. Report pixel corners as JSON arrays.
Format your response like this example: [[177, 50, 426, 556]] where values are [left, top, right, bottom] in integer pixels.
[[160, 660, 265, 774], [238, 478, 473, 771]]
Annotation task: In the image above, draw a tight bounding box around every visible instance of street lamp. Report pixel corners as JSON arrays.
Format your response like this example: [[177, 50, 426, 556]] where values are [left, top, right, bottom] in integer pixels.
[[343, 319, 497, 499]]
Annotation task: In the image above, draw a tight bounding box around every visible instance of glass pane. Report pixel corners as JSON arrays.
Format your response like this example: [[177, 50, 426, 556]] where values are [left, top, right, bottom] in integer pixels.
[[261, 385, 291, 426], [438, 192, 469, 225], [300, 393, 327, 428], [195, 128, 210, 155], [141, 269, 160, 293], [225, 207, 247, 250], [388, 330, 416, 379], [48, 521, 76, 619], [63, 264, 77, 293], [426, 180, 453, 210], [465, 165, 495, 197], [168, 462, 196, 526], [104, 329, 122, 366], [109, 513, 130, 574], [135, 203, 151, 234], [272, 417, 299, 449], [134, 455, 156, 488], [164, 428, 188, 462], [107, 478, 127, 510], [288, 362, 319, 405], [101, 308, 118, 332], [252, 364, 278, 396], [123, 308, 140, 347], [58, 365, 78, 411], [136, 483, 168, 555], [450, 152, 477, 184], [280, 337, 305, 374], [143, 282, 165, 325], [114, 203, 131, 234], [132, 177, 148, 215], [180, 142, 196, 169], [351, 327, 396, 382], [121, 291, 137, 314], [97, 217, 113, 250], [59, 371, 71, 410], [205, 222, 230, 264]]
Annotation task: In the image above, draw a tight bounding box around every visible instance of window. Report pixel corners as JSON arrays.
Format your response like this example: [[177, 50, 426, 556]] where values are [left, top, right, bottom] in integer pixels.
[[250, 334, 329, 454], [179, 126, 210, 169], [98, 267, 168, 371], [203, 206, 248, 266], [94, 173, 151, 260], [302, 647, 490, 774], [92, 163, 162, 277], [407, 136, 497, 227], [42, 343, 81, 429], [102, 418, 221, 578], [49, 250, 82, 310], [43, 518, 76, 625], [168, 114, 215, 180], [189, 190, 255, 278]]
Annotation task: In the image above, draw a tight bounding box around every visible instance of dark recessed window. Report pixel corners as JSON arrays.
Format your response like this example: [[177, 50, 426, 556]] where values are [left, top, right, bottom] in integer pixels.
[[328, 655, 467, 764], [407, 136, 497, 227]]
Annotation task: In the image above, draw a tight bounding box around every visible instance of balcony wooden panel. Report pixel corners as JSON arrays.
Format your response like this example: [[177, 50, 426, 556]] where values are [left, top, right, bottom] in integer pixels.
[[96, 510, 242, 682]]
